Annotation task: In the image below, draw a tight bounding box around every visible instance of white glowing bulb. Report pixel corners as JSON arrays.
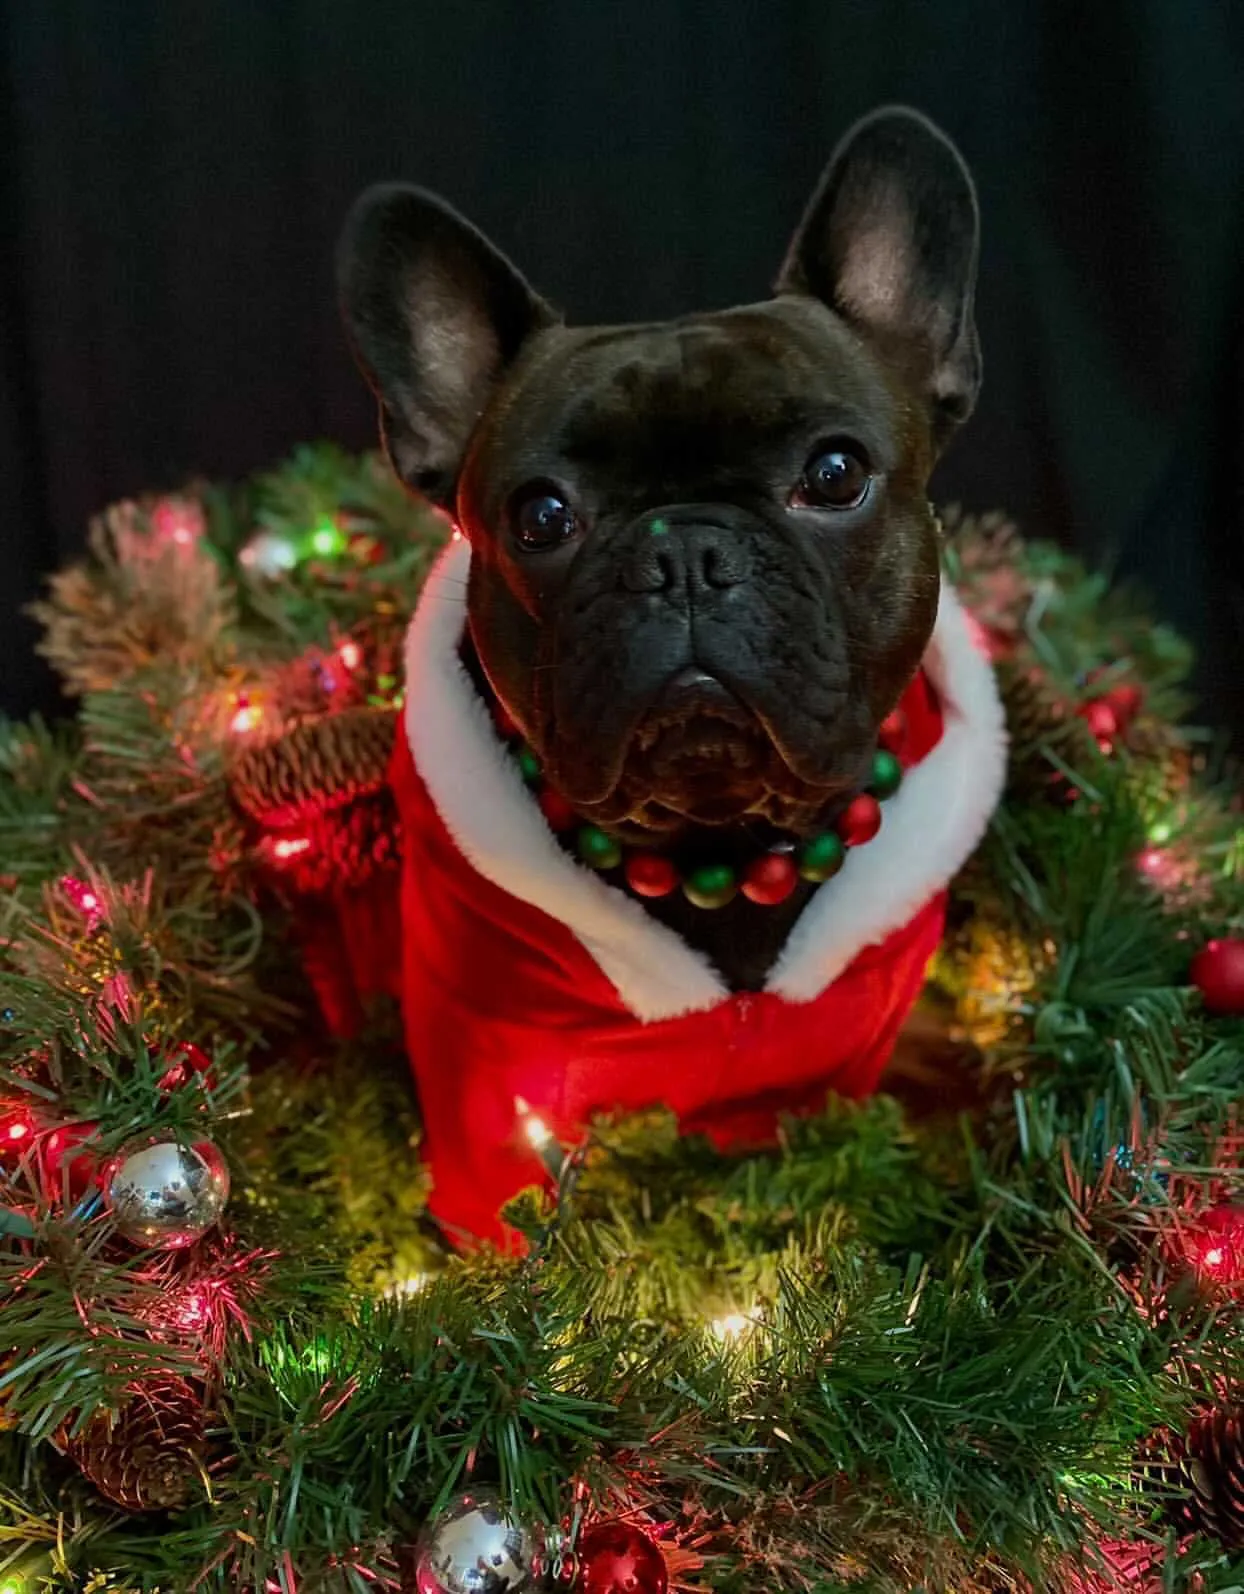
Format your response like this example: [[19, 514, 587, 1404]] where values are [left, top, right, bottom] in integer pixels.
[[523, 1113, 554, 1151], [711, 1312, 750, 1341], [388, 1273, 430, 1298]]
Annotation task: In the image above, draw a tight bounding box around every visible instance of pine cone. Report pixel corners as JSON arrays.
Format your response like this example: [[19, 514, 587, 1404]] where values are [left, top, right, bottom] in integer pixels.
[[228, 705, 398, 827], [995, 660, 1094, 801], [1145, 1406, 1244, 1547], [66, 1374, 207, 1513], [263, 787, 400, 894]]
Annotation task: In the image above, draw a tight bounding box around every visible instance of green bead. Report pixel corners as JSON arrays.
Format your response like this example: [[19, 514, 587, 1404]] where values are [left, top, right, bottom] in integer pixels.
[[682, 862, 738, 910], [576, 825, 622, 871], [798, 832, 845, 883], [516, 746, 542, 785], [869, 749, 903, 800]]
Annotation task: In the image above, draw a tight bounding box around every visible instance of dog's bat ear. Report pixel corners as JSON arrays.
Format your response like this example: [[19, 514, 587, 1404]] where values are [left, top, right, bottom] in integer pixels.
[[337, 185, 556, 503], [777, 106, 981, 445]]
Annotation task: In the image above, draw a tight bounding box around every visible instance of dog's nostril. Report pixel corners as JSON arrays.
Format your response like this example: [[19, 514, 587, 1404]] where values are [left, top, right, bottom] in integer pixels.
[[698, 539, 746, 589]]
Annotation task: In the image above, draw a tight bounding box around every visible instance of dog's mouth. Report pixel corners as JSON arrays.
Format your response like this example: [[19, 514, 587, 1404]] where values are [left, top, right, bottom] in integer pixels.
[[619, 670, 778, 824]]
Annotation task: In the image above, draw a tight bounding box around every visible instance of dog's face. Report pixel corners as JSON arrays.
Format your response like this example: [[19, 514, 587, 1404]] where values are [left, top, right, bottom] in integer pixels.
[[339, 108, 980, 841]]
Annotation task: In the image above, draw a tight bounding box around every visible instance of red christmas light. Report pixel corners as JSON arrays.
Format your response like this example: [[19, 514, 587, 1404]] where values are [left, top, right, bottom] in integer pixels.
[[151, 497, 206, 547], [0, 1105, 36, 1150], [337, 639, 363, 672], [230, 696, 263, 736], [1183, 1205, 1244, 1285], [60, 873, 103, 929], [272, 837, 312, 862]]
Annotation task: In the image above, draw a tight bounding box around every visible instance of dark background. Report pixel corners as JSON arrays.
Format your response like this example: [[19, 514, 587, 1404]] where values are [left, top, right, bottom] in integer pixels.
[[3, 2, 1244, 730]]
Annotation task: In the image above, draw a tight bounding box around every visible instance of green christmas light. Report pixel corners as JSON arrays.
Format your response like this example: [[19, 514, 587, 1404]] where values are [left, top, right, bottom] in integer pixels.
[[309, 518, 347, 558]]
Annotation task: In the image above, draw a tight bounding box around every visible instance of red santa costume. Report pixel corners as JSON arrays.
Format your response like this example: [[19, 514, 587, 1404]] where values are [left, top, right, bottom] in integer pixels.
[[390, 536, 1007, 1248]]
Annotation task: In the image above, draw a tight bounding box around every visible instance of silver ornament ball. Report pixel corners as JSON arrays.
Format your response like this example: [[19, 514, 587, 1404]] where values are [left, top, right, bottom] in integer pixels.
[[415, 1492, 536, 1594], [105, 1133, 230, 1249]]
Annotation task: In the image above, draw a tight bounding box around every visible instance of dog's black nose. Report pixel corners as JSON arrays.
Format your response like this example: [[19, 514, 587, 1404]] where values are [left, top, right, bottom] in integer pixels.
[[622, 510, 752, 596]]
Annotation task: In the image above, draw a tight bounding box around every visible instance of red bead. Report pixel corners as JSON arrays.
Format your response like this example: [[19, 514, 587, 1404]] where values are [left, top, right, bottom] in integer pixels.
[[741, 851, 798, 905], [625, 852, 679, 898], [1079, 698, 1119, 742], [538, 787, 578, 833], [491, 699, 520, 740], [877, 709, 907, 754], [1191, 938, 1244, 1015], [837, 792, 882, 848], [576, 1521, 668, 1594]]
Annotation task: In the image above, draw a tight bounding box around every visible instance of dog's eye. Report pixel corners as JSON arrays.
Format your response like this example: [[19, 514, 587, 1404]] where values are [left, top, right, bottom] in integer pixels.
[[796, 442, 872, 510], [510, 485, 578, 551]]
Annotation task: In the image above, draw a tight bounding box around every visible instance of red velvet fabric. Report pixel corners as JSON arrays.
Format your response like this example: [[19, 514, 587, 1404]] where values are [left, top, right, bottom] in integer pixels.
[[391, 670, 945, 1249]]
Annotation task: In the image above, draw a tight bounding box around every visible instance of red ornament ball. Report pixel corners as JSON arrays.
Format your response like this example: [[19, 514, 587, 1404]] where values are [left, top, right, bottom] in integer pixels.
[[538, 786, 578, 833], [38, 1121, 99, 1202], [625, 852, 679, 899], [1079, 698, 1119, 743], [1105, 682, 1143, 725], [576, 1521, 668, 1594], [1190, 938, 1244, 1015], [877, 708, 907, 754], [741, 851, 798, 905], [837, 792, 882, 848]]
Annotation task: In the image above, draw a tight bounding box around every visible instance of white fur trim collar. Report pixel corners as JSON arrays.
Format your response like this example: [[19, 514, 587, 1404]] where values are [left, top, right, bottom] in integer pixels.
[[403, 536, 1006, 1022]]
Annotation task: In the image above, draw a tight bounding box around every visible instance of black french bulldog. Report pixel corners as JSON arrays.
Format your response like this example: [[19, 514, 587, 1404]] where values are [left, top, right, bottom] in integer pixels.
[[338, 106, 980, 993]]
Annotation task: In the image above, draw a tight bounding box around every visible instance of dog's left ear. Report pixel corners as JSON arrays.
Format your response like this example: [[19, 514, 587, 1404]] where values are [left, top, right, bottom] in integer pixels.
[[777, 106, 981, 445], [337, 184, 557, 503]]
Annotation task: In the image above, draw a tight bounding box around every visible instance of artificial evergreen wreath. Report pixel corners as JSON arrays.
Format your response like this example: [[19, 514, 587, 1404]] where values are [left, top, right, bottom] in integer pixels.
[[1, 446, 1243, 1593]]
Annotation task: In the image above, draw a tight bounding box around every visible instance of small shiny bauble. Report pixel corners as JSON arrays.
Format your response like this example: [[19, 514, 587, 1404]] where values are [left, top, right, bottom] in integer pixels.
[[868, 749, 903, 800], [538, 787, 578, 833], [741, 851, 798, 906], [837, 793, 882, 848], [625, 852, 679, 899], [877, 708, 907, 754], [104, 1134, 230, 1249], [576, 1521, 668, 1594], [415, 1492, 537, 1594], [577, 826, 622, 872], [798, 832, 845, 884], [682, 862, 737, 910], [516, 747, 542, 785], [1191, 938, 1244, 1016]]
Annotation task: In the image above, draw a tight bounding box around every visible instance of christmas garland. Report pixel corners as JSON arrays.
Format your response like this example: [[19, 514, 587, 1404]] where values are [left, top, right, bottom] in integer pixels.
[[1, 446, 1243, 1592]]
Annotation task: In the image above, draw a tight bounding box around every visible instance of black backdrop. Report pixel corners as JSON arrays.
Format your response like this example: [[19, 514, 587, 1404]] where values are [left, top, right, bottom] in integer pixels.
[[3, 1, 1244, 733]]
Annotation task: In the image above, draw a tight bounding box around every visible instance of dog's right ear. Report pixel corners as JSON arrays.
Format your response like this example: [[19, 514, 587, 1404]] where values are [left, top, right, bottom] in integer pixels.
[[337, 185, 556, 504]]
